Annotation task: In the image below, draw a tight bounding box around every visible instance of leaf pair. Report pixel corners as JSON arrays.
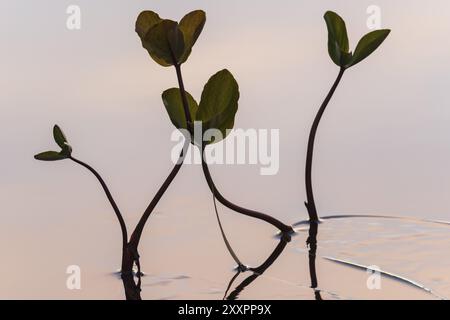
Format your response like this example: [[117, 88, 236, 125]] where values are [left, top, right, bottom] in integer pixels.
[[34, 125, 72, 161], [136, 10, 206, 66], [324, 11, 390, 69], [162, 69, 239, 145]]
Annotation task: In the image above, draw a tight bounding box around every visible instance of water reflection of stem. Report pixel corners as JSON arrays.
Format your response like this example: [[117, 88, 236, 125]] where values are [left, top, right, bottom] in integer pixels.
[[223, 270, 241, 300], [225, 238, 289, 300], [121, 268, 142, 300], [307, 221, 322, 300]]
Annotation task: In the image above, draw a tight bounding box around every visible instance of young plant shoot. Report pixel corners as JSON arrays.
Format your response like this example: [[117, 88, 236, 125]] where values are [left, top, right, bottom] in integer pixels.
[[135, 10, 293, 234], [35, 10, 293, 293], [304, 11, 390, 222], [34, 10, 391, 299]]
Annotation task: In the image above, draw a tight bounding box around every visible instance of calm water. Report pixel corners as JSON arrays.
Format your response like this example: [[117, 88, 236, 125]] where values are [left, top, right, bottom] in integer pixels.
[[2, 196, 448, 299]]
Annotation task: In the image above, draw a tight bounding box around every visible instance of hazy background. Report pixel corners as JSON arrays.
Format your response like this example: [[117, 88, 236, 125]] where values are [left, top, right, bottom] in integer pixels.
[[1, 0, 450, 298]]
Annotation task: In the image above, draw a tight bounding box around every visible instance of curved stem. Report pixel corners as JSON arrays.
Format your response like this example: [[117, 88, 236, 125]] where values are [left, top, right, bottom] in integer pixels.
[[69, 156, 128, 248], [174, 64, 193, 126], [201, 150, 293, 233], [305, 67, 345, 222], [129, 139, 188, 249], [127, 63, 191, 256]]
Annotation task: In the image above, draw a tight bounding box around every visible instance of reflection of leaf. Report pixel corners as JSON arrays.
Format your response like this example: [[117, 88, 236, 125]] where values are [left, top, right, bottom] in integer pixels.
[[34, 151, 66, 161], [349, 29, 391, 67], [162, 88, 198, 130]]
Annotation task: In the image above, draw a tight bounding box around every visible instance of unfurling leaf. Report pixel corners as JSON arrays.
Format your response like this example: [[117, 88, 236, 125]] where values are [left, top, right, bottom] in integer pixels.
[[53, 125, 68, 148], [60, 143, 73, 157], [324, 11, 350, 67], [324, 11, 390, 69], [136, 10, 206, 67], [349, 29, 391, 67], [34, 151, 66, 161], [35, 124, 72, 162]]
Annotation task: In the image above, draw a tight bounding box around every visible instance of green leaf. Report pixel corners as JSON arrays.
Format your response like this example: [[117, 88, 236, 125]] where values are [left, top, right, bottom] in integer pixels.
[[349, 29, 391, 67], [136, 10, 206, 66], [162, 88, 198, 130], [141, 19, 185, 66], [196, 69, 239, 144], [60, 144, 73, 157], [179, 10, 206, 63], [324, 11, 350, 67], [135, 11, 162, 39], [34, 151, 66, 161], [53, 125, 67, 148]]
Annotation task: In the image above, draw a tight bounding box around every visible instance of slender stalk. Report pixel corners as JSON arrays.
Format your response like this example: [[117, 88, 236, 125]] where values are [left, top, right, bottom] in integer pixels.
[[213, 194, 244, 268], [174, 63, 193, 126], [65, 61, 192, 276], [128, 140, 188, 249], [202, 150, 293, 233], [127, 62, 192, 254], [69, 156, 128, 248], [305, 67, 345, 222]]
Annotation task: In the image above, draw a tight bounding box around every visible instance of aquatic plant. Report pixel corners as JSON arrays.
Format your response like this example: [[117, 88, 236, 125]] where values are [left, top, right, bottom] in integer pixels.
[[34, 10, 293, 292], [34, 9, 392, 299], [134, 10, 293, 234], [304, 11, 390, 222]]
